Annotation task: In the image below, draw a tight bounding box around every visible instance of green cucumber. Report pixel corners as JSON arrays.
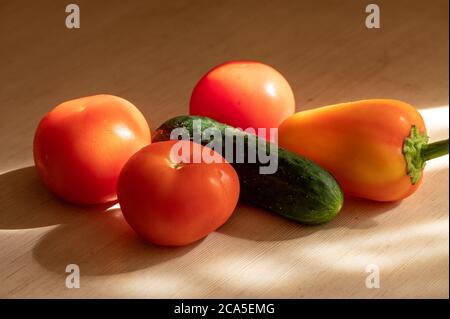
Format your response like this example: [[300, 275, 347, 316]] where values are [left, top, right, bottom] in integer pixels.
[[152, 115, 343, 224]]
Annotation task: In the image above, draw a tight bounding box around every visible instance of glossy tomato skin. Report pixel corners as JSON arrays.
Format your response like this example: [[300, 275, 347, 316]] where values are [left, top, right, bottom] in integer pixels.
[[33, 94, 151, 204], [189, 61, 295, 141], [117, 140, 240, 246]]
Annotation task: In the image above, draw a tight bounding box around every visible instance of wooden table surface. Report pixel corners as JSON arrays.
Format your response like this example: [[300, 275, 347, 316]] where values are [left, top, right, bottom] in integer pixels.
[[0, 0, 448, 298]]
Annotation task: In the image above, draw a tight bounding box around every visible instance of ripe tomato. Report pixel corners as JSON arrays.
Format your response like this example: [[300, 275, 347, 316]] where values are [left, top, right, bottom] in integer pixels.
[[117, 140, 240, 246], [189, 61, 295, 141], [33, 94, 151, 204]]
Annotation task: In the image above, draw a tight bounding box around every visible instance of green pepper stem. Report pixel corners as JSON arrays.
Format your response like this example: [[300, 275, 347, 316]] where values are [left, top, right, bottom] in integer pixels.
[[403, 126, 448, 185], [421, 139, 449, 161]]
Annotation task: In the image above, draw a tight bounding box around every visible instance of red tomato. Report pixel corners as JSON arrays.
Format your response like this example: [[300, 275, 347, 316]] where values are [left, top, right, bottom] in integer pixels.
[[190, 61, 295, 141], [117, 140, 240, 246], [33, 94, 151, 204]]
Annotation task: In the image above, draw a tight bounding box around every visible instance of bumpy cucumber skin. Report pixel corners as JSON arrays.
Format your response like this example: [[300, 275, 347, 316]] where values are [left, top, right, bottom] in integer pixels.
[[152, 115, 343, 224]]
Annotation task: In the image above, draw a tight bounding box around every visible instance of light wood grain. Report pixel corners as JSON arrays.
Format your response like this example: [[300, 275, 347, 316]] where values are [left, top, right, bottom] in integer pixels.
[[0, 0, 448, 298]]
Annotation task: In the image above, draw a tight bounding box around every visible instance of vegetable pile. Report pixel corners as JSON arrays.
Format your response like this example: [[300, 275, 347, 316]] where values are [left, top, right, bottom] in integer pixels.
[[33, 61, 449, 246]]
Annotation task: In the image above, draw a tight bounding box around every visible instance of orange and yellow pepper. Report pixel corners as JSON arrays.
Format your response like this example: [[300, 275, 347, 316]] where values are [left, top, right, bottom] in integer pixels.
[[279, 99, 449, 201]]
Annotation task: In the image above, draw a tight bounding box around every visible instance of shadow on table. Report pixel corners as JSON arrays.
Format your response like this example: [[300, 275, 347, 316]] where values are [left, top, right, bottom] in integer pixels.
[[219, 162, 449, 242], [0, 166, 197, 276], [0, 166, 110, 229], [0, 165, 444, 276], [217, 198, 399, 242], [32, 207, 199, 276]]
